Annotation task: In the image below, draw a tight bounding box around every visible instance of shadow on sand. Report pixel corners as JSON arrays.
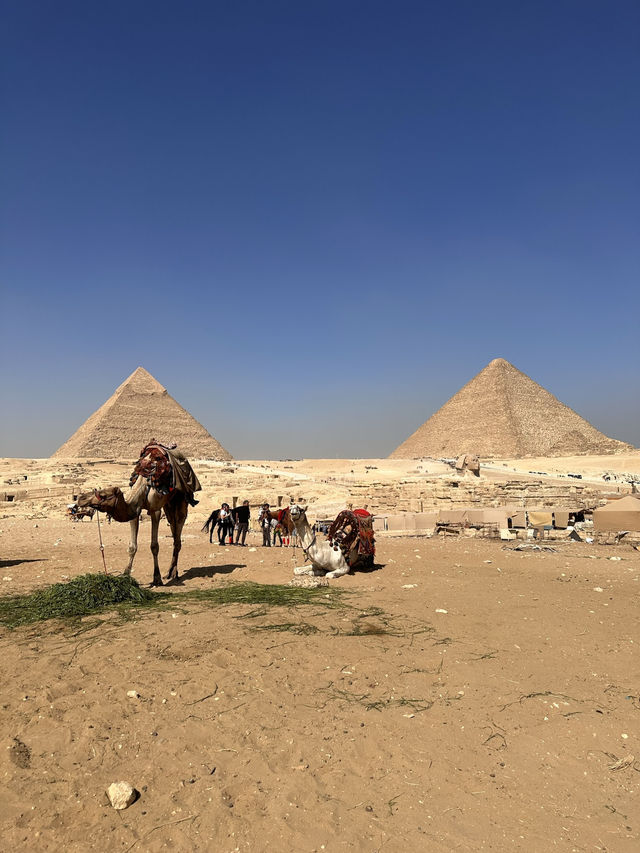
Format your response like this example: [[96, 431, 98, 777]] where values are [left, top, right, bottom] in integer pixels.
[[171, 563, 245, 584], [0, 558, 45, 569], [355, 562, 385, 574]]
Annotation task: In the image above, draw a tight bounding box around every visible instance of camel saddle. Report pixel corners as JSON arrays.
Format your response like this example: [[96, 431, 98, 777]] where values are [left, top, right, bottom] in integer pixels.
[[327, 509, 375, 566], [130, 441, 202, 506]]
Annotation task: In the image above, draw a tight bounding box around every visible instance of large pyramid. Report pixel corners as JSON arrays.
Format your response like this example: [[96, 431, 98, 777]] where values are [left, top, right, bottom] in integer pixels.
[[53, 367, 232, 460], [390, 358, 633, 459]]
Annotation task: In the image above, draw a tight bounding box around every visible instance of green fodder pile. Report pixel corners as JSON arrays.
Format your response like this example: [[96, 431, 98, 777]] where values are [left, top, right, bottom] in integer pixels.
[[0, 576, 348, 629], [0, 573, 155, 628]]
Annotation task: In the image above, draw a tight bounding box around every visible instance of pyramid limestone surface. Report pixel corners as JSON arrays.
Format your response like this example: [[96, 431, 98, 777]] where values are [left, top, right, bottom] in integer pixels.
[[52, 367, 232, 460], [390, 358, 633, 459]]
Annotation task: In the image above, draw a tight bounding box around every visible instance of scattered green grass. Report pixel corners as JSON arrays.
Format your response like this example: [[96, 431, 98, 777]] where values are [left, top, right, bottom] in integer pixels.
[[327, 686, 434, 713], [0, 575, 350, 629], [251, 622, 320, 635], [180, 582, 348, 609]]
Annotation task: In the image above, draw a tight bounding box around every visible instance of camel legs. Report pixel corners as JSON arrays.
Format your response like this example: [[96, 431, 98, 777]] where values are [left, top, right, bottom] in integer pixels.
[[294, 564, 324, 576], [324, 560, 350, 579], [124, 516, 140, 577], [293, 555, 351, 579], [122, 513, 162, 586], [150, 511, 162, 586], [164, 498, 188, 582]]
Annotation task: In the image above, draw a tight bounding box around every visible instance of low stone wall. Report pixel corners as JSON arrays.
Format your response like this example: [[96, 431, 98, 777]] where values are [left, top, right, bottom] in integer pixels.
[[347, 477, 607, 515]]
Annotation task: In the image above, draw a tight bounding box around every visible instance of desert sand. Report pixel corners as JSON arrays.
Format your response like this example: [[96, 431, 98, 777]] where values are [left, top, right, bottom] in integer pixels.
[[1, 454, 639, 852]]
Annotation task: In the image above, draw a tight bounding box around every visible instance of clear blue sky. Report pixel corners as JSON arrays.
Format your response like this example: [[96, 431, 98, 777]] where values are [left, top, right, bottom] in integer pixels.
[[1, 0, 638, 458]]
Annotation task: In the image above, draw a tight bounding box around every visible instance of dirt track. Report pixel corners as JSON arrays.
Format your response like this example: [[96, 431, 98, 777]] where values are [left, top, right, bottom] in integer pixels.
[[1, 517, 638, 852]]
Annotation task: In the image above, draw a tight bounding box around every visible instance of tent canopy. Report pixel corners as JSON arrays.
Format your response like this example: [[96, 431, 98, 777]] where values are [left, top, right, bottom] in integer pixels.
[[593, 495, 640, 531]]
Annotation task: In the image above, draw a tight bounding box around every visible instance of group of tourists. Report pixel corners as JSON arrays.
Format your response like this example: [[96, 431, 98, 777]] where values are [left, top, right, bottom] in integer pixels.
[[205, 500, 295, 547], [206, 499, 251, 546]]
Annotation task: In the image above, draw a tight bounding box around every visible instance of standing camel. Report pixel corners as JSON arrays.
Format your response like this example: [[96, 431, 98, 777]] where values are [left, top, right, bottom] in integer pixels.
[[72, 443, 200, 586]]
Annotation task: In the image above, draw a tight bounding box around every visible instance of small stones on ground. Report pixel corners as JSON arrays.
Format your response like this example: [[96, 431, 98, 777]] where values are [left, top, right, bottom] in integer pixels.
[[435, 608, 448, 614], [593, 587, 604, 593], [248, 547, 257, 552], [609, 754, 634, 770], [126, 690, 140, 699], [289, 576, 329, 588], [402, 584, 417, 589], [106, 781, 138, 810]]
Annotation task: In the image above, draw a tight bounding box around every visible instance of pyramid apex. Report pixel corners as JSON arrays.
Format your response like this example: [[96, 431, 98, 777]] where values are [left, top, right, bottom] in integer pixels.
[[119, 366, 166, 394], [486, 358, 512, 369]]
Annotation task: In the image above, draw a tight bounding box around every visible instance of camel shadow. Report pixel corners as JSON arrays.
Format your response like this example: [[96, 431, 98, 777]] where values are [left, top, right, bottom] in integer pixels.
[[353, 561, 385, 574], [172, 563, 245, 584], [0, 558, 45, 569]]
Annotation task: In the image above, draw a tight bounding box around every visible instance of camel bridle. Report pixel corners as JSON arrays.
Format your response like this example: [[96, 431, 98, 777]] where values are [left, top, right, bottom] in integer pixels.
[[290, 505, 317, 556]]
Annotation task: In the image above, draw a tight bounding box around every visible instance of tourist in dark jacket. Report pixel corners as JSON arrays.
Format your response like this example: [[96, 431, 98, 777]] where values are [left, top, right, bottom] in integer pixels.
[[233, 500, 250, 546]]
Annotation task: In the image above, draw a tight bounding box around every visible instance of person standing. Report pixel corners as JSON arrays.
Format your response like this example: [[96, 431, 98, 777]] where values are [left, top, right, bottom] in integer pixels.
[[259, 503, 272, 546], [234, 500, 250, 546], [272, 518, 283, 547], [218, 503, 233, 545]]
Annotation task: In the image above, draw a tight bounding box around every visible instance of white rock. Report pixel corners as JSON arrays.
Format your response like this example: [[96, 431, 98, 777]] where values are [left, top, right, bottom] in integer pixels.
[[126, 690, 140, 699], [435, 608, 448, 614], [248, 547, 257, 552], [106, 781, 138, 810]]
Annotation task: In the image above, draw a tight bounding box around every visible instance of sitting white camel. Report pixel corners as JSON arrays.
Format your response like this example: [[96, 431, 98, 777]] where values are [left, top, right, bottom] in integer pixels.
[[289, 504, 351, 579]]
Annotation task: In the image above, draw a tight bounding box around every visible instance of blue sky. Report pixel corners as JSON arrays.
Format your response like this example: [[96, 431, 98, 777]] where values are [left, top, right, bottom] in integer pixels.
[[1, 0, 638, 458]]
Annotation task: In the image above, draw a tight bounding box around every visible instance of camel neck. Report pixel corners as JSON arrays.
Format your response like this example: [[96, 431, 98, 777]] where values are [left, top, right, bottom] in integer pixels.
[[121, 476, 148, 519], [293, 516, 315, 551]]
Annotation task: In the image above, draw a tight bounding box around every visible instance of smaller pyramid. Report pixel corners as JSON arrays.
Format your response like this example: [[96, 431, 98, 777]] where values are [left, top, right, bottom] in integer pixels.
[[390, 358, 633, 459], [53, 367, 232, 460]]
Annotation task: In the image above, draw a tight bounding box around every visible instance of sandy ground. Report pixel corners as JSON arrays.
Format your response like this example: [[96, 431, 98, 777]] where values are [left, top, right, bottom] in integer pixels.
[[1, 506, 639, 852]]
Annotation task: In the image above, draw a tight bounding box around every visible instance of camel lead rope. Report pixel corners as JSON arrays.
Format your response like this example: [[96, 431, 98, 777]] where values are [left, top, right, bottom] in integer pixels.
[[96, 510, 108, 575]]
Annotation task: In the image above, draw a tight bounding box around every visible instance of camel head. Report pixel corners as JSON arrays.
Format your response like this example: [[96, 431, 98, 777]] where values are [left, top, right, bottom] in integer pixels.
[[72, 486, 133, 522], [289, 504, 308, 523]]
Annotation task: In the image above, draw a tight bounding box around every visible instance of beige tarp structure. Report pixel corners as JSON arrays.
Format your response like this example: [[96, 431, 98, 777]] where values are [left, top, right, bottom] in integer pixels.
[[437, 509, 468, 524], [479, 509, 510, 528], [511, 511, 527, 528], [415, 512, 438, 530], [553, 510, 570, 529], [593, 496, 640, 531], [528, 511, 553, 528], [386, 514, 414, 531]]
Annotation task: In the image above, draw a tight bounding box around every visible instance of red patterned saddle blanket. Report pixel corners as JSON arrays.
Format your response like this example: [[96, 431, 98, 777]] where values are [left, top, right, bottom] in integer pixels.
[[130, 442, 175, 494], [328, 509, 375, 564]]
